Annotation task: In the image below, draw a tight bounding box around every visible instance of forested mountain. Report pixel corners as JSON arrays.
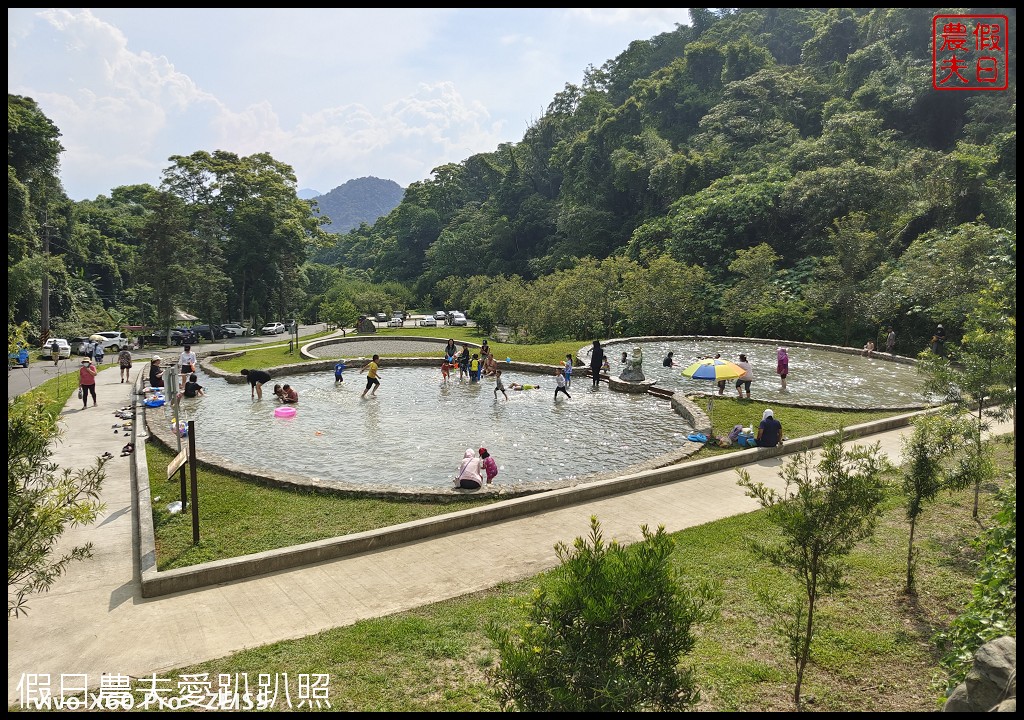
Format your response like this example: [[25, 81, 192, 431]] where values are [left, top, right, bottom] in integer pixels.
[[312, 177, 405, 236], [323, 7, 1015, 349], [7, 7, 1016, 352]]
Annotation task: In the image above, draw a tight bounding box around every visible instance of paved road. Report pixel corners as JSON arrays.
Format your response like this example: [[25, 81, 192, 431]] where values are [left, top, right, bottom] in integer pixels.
[[6, 324, 332, 400]]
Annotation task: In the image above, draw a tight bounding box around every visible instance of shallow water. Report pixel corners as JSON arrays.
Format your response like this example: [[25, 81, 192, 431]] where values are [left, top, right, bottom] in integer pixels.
[[163, 366, 692, 491], [603, 339, 930, 409]]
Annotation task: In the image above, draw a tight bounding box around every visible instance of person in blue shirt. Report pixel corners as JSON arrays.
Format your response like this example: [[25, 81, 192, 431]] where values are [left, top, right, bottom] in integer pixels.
[[334, 361, 347, 383], [756, 408, 783, 448]]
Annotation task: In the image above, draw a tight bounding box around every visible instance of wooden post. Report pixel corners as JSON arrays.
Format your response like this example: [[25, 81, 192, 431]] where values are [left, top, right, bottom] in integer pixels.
[[188, 420, 199, 544]]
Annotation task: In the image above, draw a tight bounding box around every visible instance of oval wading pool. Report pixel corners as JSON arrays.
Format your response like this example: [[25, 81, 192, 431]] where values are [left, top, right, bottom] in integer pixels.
[[598, 338, 932, 409], [162, 365, 694, 492]]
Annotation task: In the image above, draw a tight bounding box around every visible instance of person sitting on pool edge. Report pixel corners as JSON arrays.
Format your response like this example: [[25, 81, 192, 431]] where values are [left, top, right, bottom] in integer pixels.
[[755, 408, 783, 448]]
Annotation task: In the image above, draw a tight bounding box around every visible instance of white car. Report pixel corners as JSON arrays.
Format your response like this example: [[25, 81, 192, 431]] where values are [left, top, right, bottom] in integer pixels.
[[450, 312, 468, 326], [221, 322, 251, 337], [387, 317, 404, 328], [92, 331, 129, 352], [40, 338, 71, 359], [261, 322, 286, 335], [418, 316, 438, 327]]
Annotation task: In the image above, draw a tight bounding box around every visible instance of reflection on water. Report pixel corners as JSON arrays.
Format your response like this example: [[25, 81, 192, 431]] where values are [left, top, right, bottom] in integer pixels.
[[604, 339, 930, 409], [165, 367, 692, 490]]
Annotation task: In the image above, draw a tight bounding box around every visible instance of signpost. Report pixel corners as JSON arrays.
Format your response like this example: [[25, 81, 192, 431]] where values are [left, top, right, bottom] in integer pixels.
[[167, 447, 189, 479]]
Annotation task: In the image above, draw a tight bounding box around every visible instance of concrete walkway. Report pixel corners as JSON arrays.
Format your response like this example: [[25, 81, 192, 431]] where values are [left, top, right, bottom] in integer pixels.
[[6, 364, 1011, 706]]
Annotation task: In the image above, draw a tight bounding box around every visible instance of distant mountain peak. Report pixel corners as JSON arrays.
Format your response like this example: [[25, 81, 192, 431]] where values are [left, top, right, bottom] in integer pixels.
[[313, 177, 405, 233]]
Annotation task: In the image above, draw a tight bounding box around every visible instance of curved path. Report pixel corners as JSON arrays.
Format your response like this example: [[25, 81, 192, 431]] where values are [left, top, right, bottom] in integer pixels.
[[6, 363, 1011, 706]]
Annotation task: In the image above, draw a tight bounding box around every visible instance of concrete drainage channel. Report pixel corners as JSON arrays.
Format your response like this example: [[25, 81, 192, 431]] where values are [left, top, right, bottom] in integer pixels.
[[128, 364, 935, 597]]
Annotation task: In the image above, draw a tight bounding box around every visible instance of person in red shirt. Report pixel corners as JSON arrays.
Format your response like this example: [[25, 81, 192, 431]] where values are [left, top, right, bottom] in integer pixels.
[[79, 358, 98, 408]]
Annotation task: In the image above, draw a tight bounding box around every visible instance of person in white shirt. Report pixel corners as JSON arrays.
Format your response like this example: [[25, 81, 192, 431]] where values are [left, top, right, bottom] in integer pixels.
[[178, 345, 198, 376], [735, 353, 753, 399]]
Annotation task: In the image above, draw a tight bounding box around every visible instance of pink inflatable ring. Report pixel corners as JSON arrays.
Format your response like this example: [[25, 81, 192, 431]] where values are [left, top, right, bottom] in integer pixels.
[[274, 406, 297, 418]]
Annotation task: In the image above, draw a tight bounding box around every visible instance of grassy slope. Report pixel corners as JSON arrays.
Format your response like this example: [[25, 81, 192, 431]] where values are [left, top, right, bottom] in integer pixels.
[[144, 437, 1015, 712]]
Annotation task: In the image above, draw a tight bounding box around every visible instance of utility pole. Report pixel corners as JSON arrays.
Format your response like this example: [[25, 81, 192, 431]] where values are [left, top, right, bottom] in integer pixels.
[[40, 217, 51, 344]]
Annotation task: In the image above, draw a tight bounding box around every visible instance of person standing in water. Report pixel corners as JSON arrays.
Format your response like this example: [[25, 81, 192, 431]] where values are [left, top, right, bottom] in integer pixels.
[[554, 367, 572, 400], [735, 353, 753, 399], [776, 347, 789, 391], [587, 340, 606, 389], [360, 354, 381, 398]]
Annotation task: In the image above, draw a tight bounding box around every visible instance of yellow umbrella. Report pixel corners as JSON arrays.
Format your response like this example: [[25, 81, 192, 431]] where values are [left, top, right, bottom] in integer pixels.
[[681, 358, 746, 431]]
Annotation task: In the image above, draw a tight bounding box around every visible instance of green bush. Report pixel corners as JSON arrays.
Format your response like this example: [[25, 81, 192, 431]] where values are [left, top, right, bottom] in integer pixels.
[[487, 516, 720, 711], [936, 482, 1017, 698]]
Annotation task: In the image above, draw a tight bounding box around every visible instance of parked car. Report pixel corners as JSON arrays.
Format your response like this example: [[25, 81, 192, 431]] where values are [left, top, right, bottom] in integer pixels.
[[69, 336, 91, 355], [374, 312, 388, 323], [261, 322, 286, 335], [39, 338, 71, 359], [386, 317, 404, 328], [434, 310, 447, 321], [9, 344, 30, 368], [419, 316, 438, 327], [193, 324, 232, 340], [92, 331, 128, 352], [221, 322, 251, 337], [450, 312, 468, 327]]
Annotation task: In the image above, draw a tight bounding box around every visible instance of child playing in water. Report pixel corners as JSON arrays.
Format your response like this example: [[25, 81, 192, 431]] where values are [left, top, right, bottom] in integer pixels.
[[334, 361, 346, 383], [179, 373, 205, 399], [563, 354, 574, 389], [441, 357, 452, 383], [494, 369, 508, 400], [509, 382, 540, 391], [281, 384, 298, 403], [479, 448, 498, 485], [273, 384, 286, 401], [554, 367, 571, 400]]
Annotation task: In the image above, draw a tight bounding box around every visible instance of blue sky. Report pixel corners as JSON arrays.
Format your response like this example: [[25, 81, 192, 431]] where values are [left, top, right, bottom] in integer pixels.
[[8, 8, 691, 200]]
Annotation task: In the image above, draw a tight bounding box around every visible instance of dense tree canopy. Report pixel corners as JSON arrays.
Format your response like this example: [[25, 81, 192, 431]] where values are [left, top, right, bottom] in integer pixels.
[[7, 8, 1017, 350]]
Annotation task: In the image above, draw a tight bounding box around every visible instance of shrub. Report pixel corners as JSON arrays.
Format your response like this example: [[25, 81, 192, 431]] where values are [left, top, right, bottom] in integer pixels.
[[487, 516, 720, 711]]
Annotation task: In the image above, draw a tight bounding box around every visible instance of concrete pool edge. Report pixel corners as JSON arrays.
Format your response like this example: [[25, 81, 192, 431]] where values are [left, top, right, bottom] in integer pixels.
[[135, 396, 940, 597]]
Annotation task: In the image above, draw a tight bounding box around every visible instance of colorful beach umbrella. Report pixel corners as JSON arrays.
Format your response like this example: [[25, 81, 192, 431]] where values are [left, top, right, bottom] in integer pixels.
[[681, 357, 745, 381], [681, 357, 746, 432]]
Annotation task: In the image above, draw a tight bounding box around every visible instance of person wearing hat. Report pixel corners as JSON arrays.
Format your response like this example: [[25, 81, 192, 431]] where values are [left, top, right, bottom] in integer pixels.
[[930, 324, 947, 356], [755, 408, 783, 448], [149, 355, 165, 389], [453, 448, 483, 489], [178, 344, 198, 376], [479, 448, 498, 485], [78, 358, 98, 409]]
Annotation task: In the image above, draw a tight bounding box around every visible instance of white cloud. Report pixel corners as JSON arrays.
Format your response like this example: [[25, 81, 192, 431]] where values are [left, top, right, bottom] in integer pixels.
[[9, 8, 691, 198]]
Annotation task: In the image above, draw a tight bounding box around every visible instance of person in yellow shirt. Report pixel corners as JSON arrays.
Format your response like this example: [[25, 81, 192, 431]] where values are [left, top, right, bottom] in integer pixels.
[[469, 353, 480, 382], [360, 354, 381, 398]]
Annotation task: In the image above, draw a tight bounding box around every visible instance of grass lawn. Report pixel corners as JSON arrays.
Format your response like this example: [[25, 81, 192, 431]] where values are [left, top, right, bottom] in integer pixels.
[[209, 327, 589, 374], [147, 442, 501, 570], [137, 436, 1015, 711], [146, 395, 905, 569]]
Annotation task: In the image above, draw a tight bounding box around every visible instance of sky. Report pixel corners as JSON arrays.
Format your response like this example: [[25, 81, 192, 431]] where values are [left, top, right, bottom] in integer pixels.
[[8, 8, 691, 201]]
